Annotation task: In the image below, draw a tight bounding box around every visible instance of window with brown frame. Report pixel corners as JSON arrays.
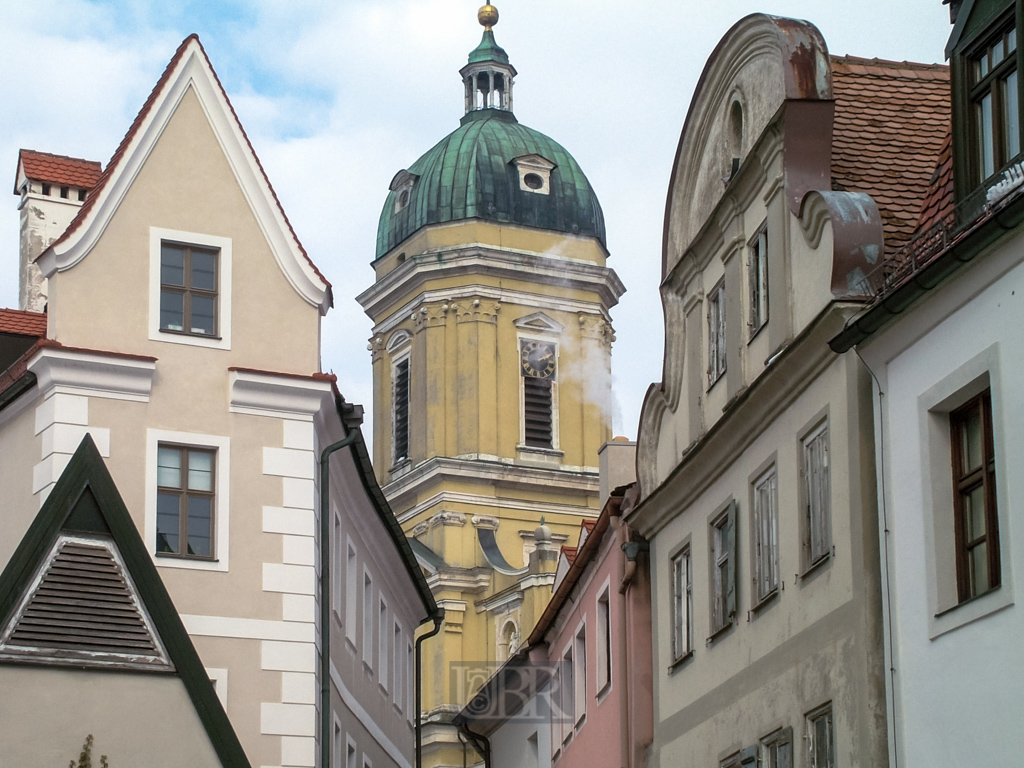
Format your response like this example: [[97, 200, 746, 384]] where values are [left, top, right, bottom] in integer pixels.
[[950, 390, 1000, 602], [156, 445, 215, 559], [970, 23, 1020, 184], [160, 242, 218, 337]]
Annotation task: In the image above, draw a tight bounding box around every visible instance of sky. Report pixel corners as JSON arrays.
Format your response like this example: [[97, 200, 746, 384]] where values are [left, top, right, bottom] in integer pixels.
[[0, 0, 953, 445]]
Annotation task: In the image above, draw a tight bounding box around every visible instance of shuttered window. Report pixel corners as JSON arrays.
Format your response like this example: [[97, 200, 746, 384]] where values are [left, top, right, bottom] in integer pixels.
[[393, 358, 410, 463], [711, 503, 737, 634], [807, 704, 834, 768], [803, 423, 831, 567], [708, 280, 727, 386], [748, 222, 769, 335], [753, 466, 779, 602], [761, 727, 793, 768], [671, 547, 692, 660], [523, 377, 554, 448], [0, 536, 169, 669]]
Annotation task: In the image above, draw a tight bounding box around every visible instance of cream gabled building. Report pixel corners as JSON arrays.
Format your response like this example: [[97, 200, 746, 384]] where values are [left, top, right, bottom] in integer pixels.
[[356, 7, 624, 766], [0, 35, 436, 768]]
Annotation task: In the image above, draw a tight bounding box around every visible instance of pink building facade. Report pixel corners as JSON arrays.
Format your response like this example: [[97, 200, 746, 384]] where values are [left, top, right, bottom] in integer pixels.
[[455, 481, 653, 768]]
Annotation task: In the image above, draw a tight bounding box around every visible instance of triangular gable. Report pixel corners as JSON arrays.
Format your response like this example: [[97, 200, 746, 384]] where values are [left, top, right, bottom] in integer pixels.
[[36, 35, 332, 315], [0, 533, 172, 670], [513, 311, 564, 334], [0, 435, 250, 768]]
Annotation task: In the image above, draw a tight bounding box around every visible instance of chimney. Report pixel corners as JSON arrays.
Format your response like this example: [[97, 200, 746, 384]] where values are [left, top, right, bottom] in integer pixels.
[[597, 436, 637, 506], [14, 150, 102, 312]]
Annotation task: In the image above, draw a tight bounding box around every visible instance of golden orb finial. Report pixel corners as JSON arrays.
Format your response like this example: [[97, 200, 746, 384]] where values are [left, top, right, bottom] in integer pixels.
[[478, 4, 499, 30]]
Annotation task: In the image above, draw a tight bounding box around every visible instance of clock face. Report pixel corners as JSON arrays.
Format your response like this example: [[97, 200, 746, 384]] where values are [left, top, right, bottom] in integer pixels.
[[521, 340, 556, 379]]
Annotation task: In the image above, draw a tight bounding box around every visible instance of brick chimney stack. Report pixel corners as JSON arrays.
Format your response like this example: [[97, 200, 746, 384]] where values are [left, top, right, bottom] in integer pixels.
[[13, 150, 102, 312]]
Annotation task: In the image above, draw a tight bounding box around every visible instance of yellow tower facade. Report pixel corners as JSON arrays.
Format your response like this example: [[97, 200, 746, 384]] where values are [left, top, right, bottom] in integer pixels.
[[356, 8, 624, 765]]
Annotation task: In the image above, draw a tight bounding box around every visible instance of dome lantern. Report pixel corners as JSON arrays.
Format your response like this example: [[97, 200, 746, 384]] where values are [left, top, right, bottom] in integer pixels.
[[460, 5, 517, 114]]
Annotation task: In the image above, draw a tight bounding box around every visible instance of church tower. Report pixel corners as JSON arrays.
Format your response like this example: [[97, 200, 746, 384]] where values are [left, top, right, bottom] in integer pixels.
[[356, 6, 624, 763]]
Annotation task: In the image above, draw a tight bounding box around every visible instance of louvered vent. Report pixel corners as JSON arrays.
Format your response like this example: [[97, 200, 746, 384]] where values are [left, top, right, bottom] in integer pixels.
[[0, 536, 171, 670], [394, 358, 410, 461], [523, 377, 553, 448]]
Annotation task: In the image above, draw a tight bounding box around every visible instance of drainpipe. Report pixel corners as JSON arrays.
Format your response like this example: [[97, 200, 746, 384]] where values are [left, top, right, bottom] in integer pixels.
[[610, 515, 631, 768], [416, 612, 445, 768], [319, 430, 358, 768], [619, 536, 648, 768], [455, 718, 491, 768]]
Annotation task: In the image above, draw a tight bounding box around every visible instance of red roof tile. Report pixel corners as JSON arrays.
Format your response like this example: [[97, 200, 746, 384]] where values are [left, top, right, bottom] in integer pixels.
[[914, 129, 954, 233], [0, 308, 46, 337], [15, 150, 102, 194], [561, 546, 578, 566], [830, 55, 950, 255], [581, 519, 597, 534], [50, 35, 331, 297]]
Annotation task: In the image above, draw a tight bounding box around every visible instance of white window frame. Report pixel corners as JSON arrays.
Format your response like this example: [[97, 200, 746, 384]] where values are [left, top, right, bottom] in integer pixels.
[[707, 279, 727, 387], [802, 420, 831, 569], [670, 544, 692, 662], [752, 464, 779, 604], [148, 227, 232, 350], [573, 621, 587, 729], [332, 716, 343, 768], [145, 428, 230, 571], [206, 667, 228, 709], [393, 621, 404, 713], [333, 508, 343, 620], [560, 642, 575, 747], [378, 596, 389, 694], [346, 538, 358, 645], [595, 583, 612, 695], [806, 702, 834, 768], [363, 568, 373, 669], [918, 345, 1013, 637], [407, 641, 415, 724], [346, 735, 357, 768]]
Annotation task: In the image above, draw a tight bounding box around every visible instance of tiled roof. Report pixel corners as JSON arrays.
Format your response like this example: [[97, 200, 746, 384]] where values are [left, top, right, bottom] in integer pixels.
[[915, 129, 954, 233], [581, 519, 597, 534], [830, 55, 950, 255], [0, 308, 47, 337], [561, 546, 578, 566], [50, 35, 331, 294], [15, 150, 102, 194]]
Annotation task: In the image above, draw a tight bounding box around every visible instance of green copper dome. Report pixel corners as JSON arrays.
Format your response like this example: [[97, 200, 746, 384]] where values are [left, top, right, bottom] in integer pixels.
[[375, 110, 606, 259]]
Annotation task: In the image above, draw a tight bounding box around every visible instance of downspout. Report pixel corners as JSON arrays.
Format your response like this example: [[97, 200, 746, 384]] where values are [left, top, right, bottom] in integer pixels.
[[319, 430, 358, 768], [455, 718, 491, 768], [620, 537, 649, 768], [611, 515, 631, 768], [416, 612, 445, 768]]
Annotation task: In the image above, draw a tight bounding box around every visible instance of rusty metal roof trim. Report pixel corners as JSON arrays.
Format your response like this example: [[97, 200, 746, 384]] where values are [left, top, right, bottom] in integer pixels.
[[799, 190, 885, 300]]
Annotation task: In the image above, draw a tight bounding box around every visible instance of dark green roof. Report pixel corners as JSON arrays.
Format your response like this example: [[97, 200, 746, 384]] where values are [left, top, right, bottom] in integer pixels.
[[375, 109, 606, 259], [468, 29, 509, 65]]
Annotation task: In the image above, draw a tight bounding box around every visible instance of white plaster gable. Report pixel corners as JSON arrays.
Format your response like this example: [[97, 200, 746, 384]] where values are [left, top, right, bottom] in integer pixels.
[[36, 36, 332, 315], [664, 14, 832, 276]]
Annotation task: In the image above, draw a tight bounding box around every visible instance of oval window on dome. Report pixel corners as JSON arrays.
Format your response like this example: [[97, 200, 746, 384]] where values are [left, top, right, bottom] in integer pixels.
[[524, 173, 544, 190]]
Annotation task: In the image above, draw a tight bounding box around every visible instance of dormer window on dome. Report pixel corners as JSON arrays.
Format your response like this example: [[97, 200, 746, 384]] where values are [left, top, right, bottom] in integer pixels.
[[390, 169, 419, 213], [511, 154, 556, 195], [460, 5, 517, 115]]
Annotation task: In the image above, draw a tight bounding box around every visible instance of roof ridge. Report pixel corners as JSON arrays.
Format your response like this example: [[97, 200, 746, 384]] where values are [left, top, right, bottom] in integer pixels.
[[830, 53, 949, 72], [18, 149, 102, 167]]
